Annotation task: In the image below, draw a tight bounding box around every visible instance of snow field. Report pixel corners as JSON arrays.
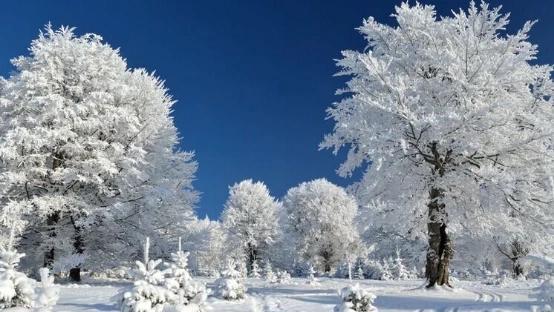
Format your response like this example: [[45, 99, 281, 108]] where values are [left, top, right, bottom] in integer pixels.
[[52, 278, 547, 312]]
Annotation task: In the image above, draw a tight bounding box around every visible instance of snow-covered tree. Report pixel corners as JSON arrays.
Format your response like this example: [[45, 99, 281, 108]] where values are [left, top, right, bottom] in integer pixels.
[[164, 238, 207, 311], [306, 263, 318, 283], [273, 270, 292, 285], [121, 238, 175, 312], [381, 259, 393, 281], [283, 179, 361, 273], [263, 261, 276, 283], [392, 249, 409, 280], [321, 2, 554, 287], [495, 237, 529, 278], [0, 245, 34, 309], [221, 179, 279, 273], [181, 218, 226, 276], [354, 263, 365, 280], [334, 284, 378, 312], [214, 259, 246, 300], [0, 25, 198, 280], [34, 268, 59, 312], [249, 259, 261, 278]]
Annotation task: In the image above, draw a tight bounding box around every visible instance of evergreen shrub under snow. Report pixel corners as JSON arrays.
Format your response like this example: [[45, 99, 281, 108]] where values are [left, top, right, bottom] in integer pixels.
[[0, 247, 34, 310], [164, 239, 208, 311], [334, 284, 378, 312], [214, 260, 246, 300]]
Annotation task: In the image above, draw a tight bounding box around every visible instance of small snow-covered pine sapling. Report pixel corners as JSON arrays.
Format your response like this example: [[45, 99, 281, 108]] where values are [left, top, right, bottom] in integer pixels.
[[214, 259, 246, 300], [393, 249, 410, 280], [0, 229, 34, 309], [380, 259, 393, 281], [238, 260, 248, 279], [34, 267, 59, 312], [354, 265, 365, 280], [164, 237, 208, 310], [121, 237, 176, 312], [249, 259, 261, 278], [263, 261, 276, 283], [306, 263, 319, 284], [273, 271, 292, 284], [334, 283, 378, 312]]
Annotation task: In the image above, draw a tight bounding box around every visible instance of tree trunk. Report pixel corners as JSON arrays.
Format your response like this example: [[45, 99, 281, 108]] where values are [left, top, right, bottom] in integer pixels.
[[425, 187, 453, 288], [512, 258, 524, 278], [70, 217, 84, 282], [247, 243, 257, 274], [43, 212, 60, 268], [321, 250, 332, 273]]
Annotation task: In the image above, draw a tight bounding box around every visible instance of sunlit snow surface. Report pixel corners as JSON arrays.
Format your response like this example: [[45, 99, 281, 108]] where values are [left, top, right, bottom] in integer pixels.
[[52, 278, 544, 312]]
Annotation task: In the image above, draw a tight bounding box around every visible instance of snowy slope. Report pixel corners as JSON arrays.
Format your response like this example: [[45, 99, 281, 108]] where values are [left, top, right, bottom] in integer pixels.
[[52, 278, 545, 312]]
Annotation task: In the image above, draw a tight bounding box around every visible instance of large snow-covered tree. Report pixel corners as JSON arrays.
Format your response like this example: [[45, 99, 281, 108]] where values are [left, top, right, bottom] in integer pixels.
[[321, 2, 553, 287], [221, 179, 279, 272], [0, 25, 198, 280], [283, 178, 361, 273]]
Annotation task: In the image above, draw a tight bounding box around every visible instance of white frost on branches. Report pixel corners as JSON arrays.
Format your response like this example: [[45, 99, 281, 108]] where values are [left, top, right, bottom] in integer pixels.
[[321, 1, 554, 268], [0, 25, 198, 270], [221, 179, 280, 270], [283, 179, 361, 274], [214, 259, 246, 300]]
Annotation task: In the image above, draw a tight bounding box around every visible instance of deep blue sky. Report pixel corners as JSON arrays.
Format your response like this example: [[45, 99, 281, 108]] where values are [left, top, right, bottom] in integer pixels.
[[1, 1, 552, 219]]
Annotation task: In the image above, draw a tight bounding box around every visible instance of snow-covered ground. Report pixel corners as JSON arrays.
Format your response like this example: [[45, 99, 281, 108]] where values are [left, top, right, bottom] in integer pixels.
[[52, 278, 547, 312]]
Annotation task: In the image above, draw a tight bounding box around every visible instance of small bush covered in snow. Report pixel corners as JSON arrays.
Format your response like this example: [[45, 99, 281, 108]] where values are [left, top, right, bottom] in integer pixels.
[[306, 263, 319, 285], [334, 284, 378, 312], [0, 247, 34, 309], [263, 261, 276, 283], [249, 260, 261, 278], [214, 260, 246, 300], [34, 268, 59, 312], [273, 271, 292, 284]]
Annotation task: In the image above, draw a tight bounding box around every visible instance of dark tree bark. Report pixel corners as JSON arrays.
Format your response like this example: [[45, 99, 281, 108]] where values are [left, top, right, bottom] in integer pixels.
[[44, 152, 64, 268], [69, 216, 85, 282], [321, 249, 332, 273], [423, 142, 454, 288], [43, 212, 60, 268], [247, 243, 258, 274], [425, 187, 453, 288]]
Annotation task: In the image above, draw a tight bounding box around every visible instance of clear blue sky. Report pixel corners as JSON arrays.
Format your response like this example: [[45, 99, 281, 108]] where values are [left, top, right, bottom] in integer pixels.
[[1, 1, 552, 219]]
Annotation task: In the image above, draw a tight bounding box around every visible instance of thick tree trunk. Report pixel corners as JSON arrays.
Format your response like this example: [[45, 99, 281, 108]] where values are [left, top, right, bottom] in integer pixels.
[[321, 250, 332, 273], [425, 187, 453, 288], [70, 217, 84, 282], [44, 153, 64, 268], [247, 243, 257, 274], [512, 258, 524, 278], [43, 212, 60, 268]]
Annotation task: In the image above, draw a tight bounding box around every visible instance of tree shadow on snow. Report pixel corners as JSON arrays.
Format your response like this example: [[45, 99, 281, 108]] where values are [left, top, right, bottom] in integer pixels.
[[375, 295, 534, 311], [56, 302, 119, 311], [248, 286, 335, 296]]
